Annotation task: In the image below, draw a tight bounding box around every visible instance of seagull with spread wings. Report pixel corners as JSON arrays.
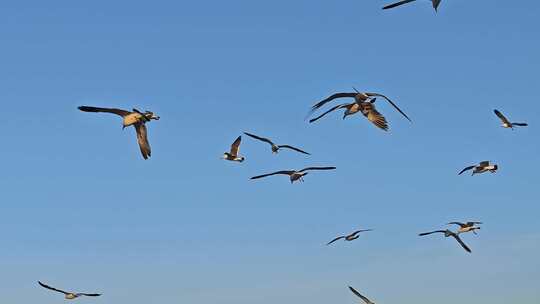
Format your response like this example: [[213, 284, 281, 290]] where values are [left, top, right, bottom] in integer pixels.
[[418, 229, 472, 253], [38, 281, 101, 300], [222, 136, 245, 162], [383, 0, 442, 12], [494, 109, 528, 129], [458, 161, 498, 176], [448, 221, 482, 234], [327, 229, 373, 246], [250, 167, 336, 184], [243, 132, 310, 155], [348, 286, 376, 304], [78, 106, 160, 160]]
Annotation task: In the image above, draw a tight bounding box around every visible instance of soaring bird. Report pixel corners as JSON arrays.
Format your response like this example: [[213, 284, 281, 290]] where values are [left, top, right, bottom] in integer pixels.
[[243, 132, 310, 155], [250, 167, 336, 184], [348, 286, 376, 304], [418, 229, 472, 253], [494, 110, 528, 129], [38, 281, 101, 300], [458, 161, 498, 176], [327, 229, 373, 246], [448, 221, 482, 234], [383, 0, 442, 12], [78, 106, 160, 160], [222, 136, 245, 162], [308, 89, 410, 131]]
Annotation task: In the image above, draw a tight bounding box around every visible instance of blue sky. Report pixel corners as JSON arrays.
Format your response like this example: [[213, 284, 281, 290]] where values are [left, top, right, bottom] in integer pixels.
[[1, 1, 539, 303]]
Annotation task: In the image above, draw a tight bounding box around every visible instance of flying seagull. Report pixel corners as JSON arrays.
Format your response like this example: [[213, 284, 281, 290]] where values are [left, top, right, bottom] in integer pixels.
[[348, 286, 375, 304], [222, 136, 245, 162], [419, 229, 472, 253], [383, 0, 442, 11], [38, 281, 101, 300], [448, 221, 482, 234], [327, 229, 373, 245], [78, 106, 160, 160], [250, 167, 336, 184], [243, 132, 310, 155], [494, 110, 528, 129], [458, 161, 498, 176]]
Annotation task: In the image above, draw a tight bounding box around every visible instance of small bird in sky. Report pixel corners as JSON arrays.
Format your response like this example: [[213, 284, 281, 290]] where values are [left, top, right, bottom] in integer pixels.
[[222, 136, 245, 162], [78, 106, 160, 160], [250, 167, 336, 184], [243, 132, 310, 155], [38, 281, 101, 300], [494, 109, 528, 129], [418, 229, 472, 253], [383, 0, 442, 12], [448, 221, 482, 234], [327, 229, 373, 245], [348, 286, 376, 304], [458, 161, 498, 176]]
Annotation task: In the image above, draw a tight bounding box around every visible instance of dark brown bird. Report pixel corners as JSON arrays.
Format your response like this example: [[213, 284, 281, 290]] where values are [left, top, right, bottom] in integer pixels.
[[38, 281, 101, 300], [383, 0, 442, 12], [494, 109, 528, 129], [418, 229, 472, 253], [327, 229, 373, 245], [250, 167, 336, 184], [243, 132, 310, 155], [459, 161, 498, 176], [348, 286, 376, 304]]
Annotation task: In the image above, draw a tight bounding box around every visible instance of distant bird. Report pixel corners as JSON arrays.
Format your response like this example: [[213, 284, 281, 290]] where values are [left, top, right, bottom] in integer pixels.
[[222, 136, 245, 162], [308, 89, 411, 131], [78, 106, 160, 160], [327, 229, 373, 245], [418, 229, 472, 253], [250, 167, 336, 183], [383, 0, 442, 12], [243, 132, 310, 155], [494, 110, 528, 129], [458, 161, 498, 176], [38, 281, 101, 300], [348, 286, 376, 304], [448, 221, 482, 234]]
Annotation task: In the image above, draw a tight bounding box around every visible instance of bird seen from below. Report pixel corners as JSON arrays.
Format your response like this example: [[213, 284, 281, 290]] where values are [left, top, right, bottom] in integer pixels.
[[243, 132, 310, 155], [494, 109, 528, 129], [327, 229, 373, 246], [348, 286, 376, 304], [418, 229, 472, 253], [382, 0, 442, 12], [448, 221, 482, 234], [458, 161, 498, 176], [222, 136, 245, 162], [38, 281, 101, 300], [250, 167, 336, 184], [78, 106, 160, 160]]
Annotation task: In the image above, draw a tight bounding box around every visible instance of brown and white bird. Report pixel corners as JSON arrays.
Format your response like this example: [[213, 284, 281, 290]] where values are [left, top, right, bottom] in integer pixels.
[[243, 132, 310, 155], [448, 221, 482, 234], [38, 281, 101, 300], [458, 161, 498, 176], [308, 89, 411, 131], [78, 106, 160, 160], [418, 229, 472, 253], [383, 0, 442, 11], [222, 136, 245, 162], [494, 109, 528, 129], [250, 167, 336, 184], [327, 229, 373, 245], [348, 286, 376, 304]]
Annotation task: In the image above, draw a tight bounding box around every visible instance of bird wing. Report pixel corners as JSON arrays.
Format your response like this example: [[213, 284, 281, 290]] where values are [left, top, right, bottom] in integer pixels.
[[479, 161, 490, 167], [458, 166, 475, 175], [79, 293, 102, 297], [278, 145, 311, 155], [494, 110, 511, 125], [230, 136, 242, 156], [451, 234, 472, 253], [418, 230, 446, 236], [309, 103, 351, 123], [512, 123, 528, 126], [382, 0, 417, 9], [299, 166, 337, 173], [38, 281, 69, 295], [326, 236, 345, 245], [351, 229, 373, 236], [447, 222, 466, 227], [366, 108, 389, 131], [466, 221, 482, 226], [135, 122, 151, 160], [78, 106, 131, 117], [348, 286, 373, 304], [243, 132, 274, 146], [366, 93, 412, 122], [432, 0, 442, 11], [309, 92, 357, 114], [250, 171, 295, 180]]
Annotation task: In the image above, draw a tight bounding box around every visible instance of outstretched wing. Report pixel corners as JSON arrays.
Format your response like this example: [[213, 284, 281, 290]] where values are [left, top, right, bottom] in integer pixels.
[[308, 92, 357, 115], [309, 103, 351, 123], [326, 236, 345, 245], [38, 281, 69, 295], [458, 166, 475, 175], [299, 167, 336, 173], [78, 106, 131, 117], [243, 132, 274, 146], [447, 222, 466, 227], [79, 293, 102, 297], [367, 93, 412, 122], [419, 230, 446, 236], [250, 171, 295, 180], [494, 110, 510, 125], [382, 0, 417, 9], [351, 229, 373, 236], [278, 145, 311, 155], [135, 122, 151, 160], [451, 234, 472, 253], [230, 136, 242, 156], [512, 123, 528, 127], [366, 107, 389, 131], [348, 286, 373, 304]]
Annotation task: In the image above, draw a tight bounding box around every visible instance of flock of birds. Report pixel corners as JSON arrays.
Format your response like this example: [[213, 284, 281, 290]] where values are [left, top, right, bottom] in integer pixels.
[[34, 1, 531, 302]]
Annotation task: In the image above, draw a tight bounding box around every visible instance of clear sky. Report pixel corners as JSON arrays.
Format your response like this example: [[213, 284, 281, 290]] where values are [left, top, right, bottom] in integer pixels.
[[1, 1, 539, 303]]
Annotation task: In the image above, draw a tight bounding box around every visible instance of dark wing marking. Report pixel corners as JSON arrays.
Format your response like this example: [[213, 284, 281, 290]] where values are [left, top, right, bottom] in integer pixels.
[[366, 108, 389, 131], [78, 106, 131, 117], [451, 234, 472, 253], [366, 93, 411, 122], [309, 92, 357, 114], [326, 236, 345, 245], [351, 229, 373, 236], [419, 230, 446, 236], [478, 161, 490, 167], [512, 123, 528, 126], [447, 222, 466, 227], [466, 222, 482, 226], [80, 293, 102, 297], [348, 286, 373, 304], [243, 132, 274, 146], [432, 0, 442, 11], [299, 167, 336, 173], [230, 136, 242, 156], [277, 145, 311, 155], [458, 166, 475, 175], [135, 122, 151, 160], [38, 281, 69, 295], [383, 0, 417, 9], [309, 103, 351, 123], [250, 171, 295, 180], [494, 110, 510, 125]]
